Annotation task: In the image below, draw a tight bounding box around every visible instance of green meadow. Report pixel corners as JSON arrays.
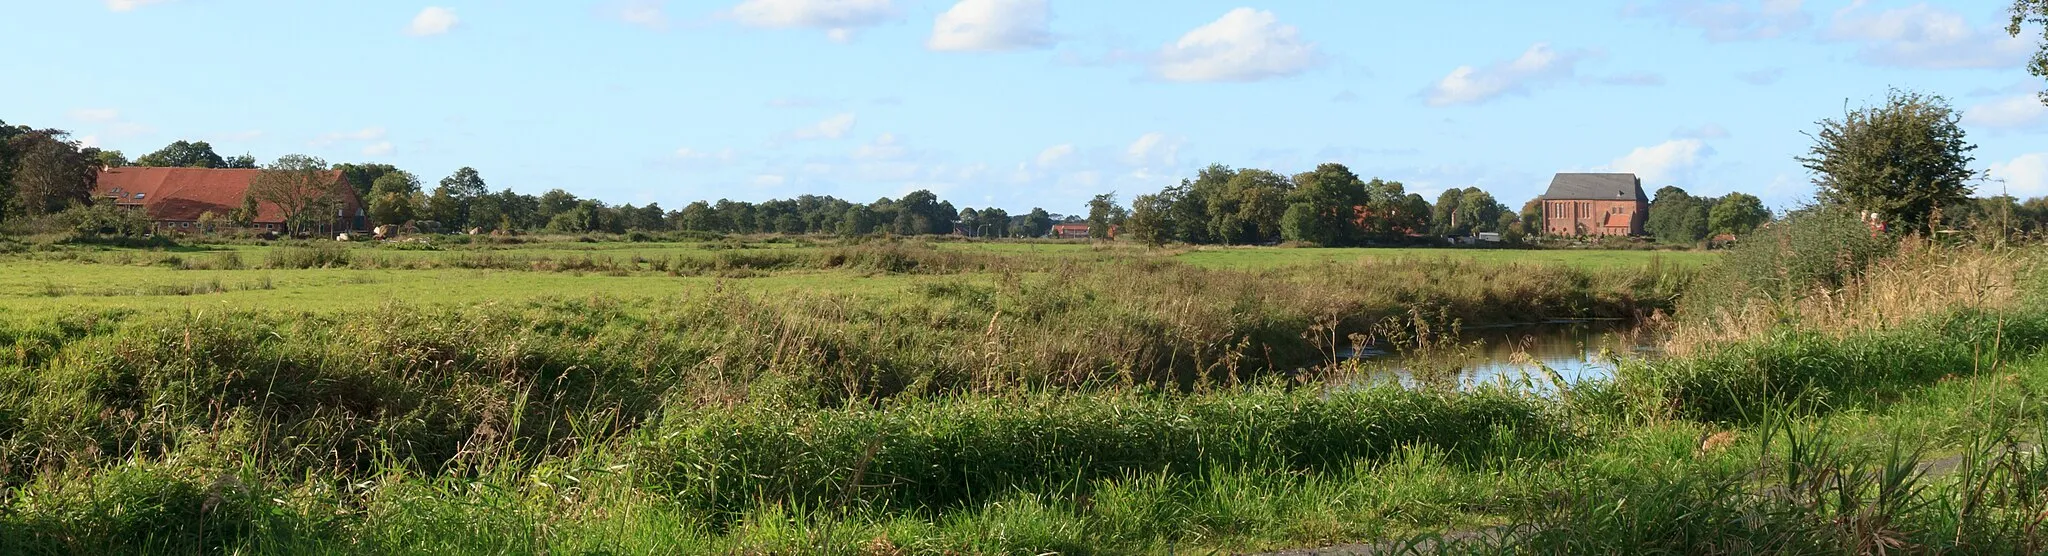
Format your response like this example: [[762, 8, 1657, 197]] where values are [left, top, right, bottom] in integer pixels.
[[4, 230, 2048, 554]]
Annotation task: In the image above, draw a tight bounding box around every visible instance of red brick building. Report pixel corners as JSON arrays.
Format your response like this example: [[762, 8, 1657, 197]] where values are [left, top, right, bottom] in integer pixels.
[[1541, 173, 1648, 236], [95, 167, 367, 234]]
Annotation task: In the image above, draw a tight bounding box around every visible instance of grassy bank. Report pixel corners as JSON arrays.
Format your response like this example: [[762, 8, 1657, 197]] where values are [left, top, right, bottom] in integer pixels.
[[7, 233, 2048, 554]]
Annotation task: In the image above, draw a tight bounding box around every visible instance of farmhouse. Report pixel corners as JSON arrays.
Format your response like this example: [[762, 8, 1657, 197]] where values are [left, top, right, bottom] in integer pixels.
[[1541, 173, 1648, 236], [1049, 222, 1091, 239], [94, 167, 367, 234]]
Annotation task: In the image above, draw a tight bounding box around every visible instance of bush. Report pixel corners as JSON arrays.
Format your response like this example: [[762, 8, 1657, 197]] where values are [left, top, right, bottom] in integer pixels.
[[1679, 205, 1894, 318], [264, 243, 352, 269]]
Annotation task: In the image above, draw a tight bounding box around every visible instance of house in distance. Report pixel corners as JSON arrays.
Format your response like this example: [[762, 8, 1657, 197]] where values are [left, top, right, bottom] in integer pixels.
[[94, 167, 368, 235], [1540, 173, 1648, 236]]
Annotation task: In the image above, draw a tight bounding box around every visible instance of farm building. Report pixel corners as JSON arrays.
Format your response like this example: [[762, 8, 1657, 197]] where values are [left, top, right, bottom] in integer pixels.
[[1050, 222, 1091, 239], [94, 167, 367, 234], [1540, 173, 1648, 236]]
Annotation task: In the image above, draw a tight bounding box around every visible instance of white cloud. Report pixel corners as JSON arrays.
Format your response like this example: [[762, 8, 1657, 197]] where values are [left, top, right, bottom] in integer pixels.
[[1826, 3, 2030, 69], [106, 0, 170, 12], [790, 113, 857, 140], [78, 135, 101, 149], [1036, 144, 1075, 168], [1624, 0, 1812, 41], [407, 7, 460, 37], [1124, 132, 1181, 168], [928, 0, 1052, 52], [1425, 43, 1593, 106], [69, 108, 120, 123], [1989, 153, 2048, 197], [1963, 94, 2048, 130], [675, 147, 737, 161], [613, 0, 669, 30], [730, 0, 894, 40], [362, 142, 395, 156], [853, 133, 908, 159], [1601, 139, 1715, 185], [752, 174, 789, 187], [1736, 67, 1785, 85], [1674, 124, 1731, 139], [1153, 8, 1320, 82], [316, 127, 387, 146]]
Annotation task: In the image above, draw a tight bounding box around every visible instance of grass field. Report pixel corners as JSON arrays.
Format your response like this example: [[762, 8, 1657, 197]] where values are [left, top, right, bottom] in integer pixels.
[[8, 233, 2048, 554]]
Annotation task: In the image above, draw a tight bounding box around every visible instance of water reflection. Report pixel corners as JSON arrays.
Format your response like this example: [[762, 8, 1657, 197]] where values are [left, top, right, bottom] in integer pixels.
[[1341, 321, 1659, 390]]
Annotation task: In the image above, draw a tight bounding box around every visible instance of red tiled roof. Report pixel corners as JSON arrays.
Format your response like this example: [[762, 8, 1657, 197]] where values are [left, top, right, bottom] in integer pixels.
[[95, 167, 353, 223], [1603, 212, 1631, 228]]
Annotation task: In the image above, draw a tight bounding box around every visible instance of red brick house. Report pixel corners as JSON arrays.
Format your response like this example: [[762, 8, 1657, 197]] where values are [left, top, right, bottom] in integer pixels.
[[1050, 222, 1091, 239], [95, 167, 367, 234], [1541, 173, 1648, 236]]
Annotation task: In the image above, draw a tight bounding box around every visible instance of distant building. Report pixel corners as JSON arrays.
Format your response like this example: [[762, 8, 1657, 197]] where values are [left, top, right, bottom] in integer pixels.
[[1050, 222, 1091, 239], [95, 167, 367, 234], [1541, 173, 1648, 236]]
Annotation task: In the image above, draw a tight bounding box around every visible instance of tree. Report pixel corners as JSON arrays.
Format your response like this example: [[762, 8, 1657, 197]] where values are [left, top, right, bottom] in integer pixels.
[[367, 171, 422, 227], [977, 207, 1010, 238], [1430, 189, 1464, 236], [1282, 163, 1370, 246], [432, 167, 489, 228], [1452, 188, 1505, 235], [1645, 186, 1708, 244], [135, 140, 229, 168], [1517, 199, 1544, 236], [1022, 208, 1054, 238], [1708, 193, 1770, 237], [1126, 192, 1178, 245], [1086, 192, 1125, 239], [247, 154, 339, 235], [224, 154, 258, 169], [96, 150, 128, 168], [335, 163, 401, 200], [5, 130, 98, 220], [2015, 1, 2047, 104], [1207, 169, 1291, 244], [1797, 89, 1977, 234], [229, 194, 258, 228], [678, 201, 715, 232]]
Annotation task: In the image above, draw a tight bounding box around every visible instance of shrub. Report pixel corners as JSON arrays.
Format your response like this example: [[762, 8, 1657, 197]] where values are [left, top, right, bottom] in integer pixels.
[[264, 243, 352, 269], [1679, 205, 1895, 318]]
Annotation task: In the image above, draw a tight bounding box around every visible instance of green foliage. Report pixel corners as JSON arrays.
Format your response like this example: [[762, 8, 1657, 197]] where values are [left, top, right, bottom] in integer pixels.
[[1646, 186, 1709, 244], [1282, 163, 1370, 246], [247, 154, 339, 235], [1798, 89, 1978, 234], [3, 129, 97, 221], [1680, 205, 1896, 317], [264, 243, 353, 268], [2014, 1, 2048, 105], [1708, 192, 1771, 237], [1085, 192, 1124, 239], [59, 202, 152, 237], [133, 140, 228, 168]]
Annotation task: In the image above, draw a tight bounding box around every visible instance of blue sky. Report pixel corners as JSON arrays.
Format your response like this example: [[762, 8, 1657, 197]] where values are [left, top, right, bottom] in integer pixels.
[[4, 0, 2044, 214]]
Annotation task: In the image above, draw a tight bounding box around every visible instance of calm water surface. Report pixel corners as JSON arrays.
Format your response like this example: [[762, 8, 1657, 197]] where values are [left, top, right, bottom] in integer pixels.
[[1342, 321, 1660, 389]]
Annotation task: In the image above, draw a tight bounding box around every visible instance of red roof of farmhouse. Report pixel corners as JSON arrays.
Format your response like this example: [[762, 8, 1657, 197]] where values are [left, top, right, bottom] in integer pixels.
[[94, 167, 346, 223]]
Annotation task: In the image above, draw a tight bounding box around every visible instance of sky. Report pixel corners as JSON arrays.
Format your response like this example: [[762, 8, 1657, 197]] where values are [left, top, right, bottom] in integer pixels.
[[3, 0, 2045, 215]]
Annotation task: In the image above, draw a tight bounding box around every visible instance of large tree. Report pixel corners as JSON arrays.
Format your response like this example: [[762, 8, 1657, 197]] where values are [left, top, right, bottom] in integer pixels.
[[135, 140, 229, 168], [432, 167, 489, 228], [248, 154, 340, 235], [1282, 163, 1370, 246], [367, 170, 421, 226], [2016, 1, 2047, 104], [4, 130, 98, 220], [1708, 193, 1771, 237], [1645, 186, 1708, 244], [1451, 187, 1505, 235], [1086, 192, 1125, 239], [334, 163, 401, 200], [1797, 89, 1977, 234]]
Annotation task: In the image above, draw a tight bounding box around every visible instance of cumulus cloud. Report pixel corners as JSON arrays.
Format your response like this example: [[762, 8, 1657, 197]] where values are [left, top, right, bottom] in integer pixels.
[[1826, 3, 2031, 69], [1674, 124, 1732, 139], [1602, 139, 1715, 185], [611, 0, 670, 30], [1124, 132, 1183, 168], [106, 0, 170, 12], [1152, 8, 1321, 82], [1623, 0, 1812, 41], [1736, 67, 1785, 85], [408, 7, 459, 37], [853, 133, 908, 159], [1989, 153, 2048, 197], [675, 147, 737, 161], [1964, 94, 2048, 130], [790, 113, 857, 140], [928, 0, 1052, 52], [1035, 144, 1076, 168], [730, 0, 894, 41], [362, 142, 395, 156], [1425, 43, 1593, 106], [69, 108, 120, 123], [316, 127, 387, 146]]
